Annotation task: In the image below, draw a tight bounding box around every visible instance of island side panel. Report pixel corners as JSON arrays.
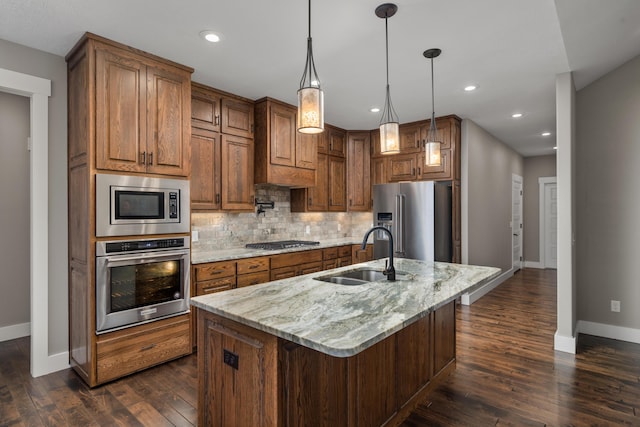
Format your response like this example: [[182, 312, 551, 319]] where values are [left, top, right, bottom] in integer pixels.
[[197, 308, 280, 427], [433, 300, 456, 375]]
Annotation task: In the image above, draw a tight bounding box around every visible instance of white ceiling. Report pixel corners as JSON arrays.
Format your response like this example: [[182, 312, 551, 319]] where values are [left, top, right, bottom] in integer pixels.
[[1, 0, 640, 157]]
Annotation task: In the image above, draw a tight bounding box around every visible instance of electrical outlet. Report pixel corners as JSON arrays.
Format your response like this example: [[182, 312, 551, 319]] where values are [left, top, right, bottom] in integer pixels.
[[191, 230, 199, 242], [305, 225, 310, 235], [611, 300, 621, 313]]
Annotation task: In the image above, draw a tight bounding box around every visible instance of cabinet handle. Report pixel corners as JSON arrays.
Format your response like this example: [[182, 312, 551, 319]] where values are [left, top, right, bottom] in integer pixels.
[[308, 197, 312, 206], [215, 115, 220, 126], [249, 265, 258, 270], [418, 167, 421, 175], [412, 168, 416, 176], [149, 152, 153, 165], [140, 151, 146, 165], [141, 344, 156, 351], [215, 193, 220, 204]]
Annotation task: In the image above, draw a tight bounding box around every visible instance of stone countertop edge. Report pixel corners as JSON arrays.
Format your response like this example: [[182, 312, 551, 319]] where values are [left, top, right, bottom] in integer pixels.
[[190, 237, 367, 264], [190, 258, 501, 357]]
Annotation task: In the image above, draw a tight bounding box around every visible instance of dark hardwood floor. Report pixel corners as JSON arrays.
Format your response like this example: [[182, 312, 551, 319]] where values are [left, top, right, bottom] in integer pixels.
[[1, 268, 639, 426]]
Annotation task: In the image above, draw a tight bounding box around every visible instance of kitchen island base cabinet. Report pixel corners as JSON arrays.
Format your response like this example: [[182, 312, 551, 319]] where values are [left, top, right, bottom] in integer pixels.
[[196, 301, 456, 427]]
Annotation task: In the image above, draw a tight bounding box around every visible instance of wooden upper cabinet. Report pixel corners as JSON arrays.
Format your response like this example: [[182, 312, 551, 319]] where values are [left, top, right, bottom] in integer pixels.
[[290, 152, 328, 212], [326, 125, 347, 157], [190, 132, 221, 210], [94, 45, 191, 177], [372, 156, 387, 185], [190, 82, 255, 212], [347, 131, 371, 212], [399, 122, 422, 153], [221, 98, 254, 138], [388, 153, 419, 182], [191, 84, 222, 133], [221, 134, 255, 210], [328, 155, 346, 211], [254, 97, 316, 187]]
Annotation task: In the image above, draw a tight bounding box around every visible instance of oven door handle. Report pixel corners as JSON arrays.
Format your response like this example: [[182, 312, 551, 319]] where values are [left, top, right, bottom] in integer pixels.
[[99, 250, 189, 266]]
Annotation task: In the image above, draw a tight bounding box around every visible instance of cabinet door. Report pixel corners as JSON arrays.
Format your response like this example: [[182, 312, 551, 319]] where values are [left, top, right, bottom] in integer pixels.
[[328, 156, 346, 211], [269, 103, 297, 167], [146, 65, 190, 176], [347, 132, 371, 212], [296, 132, 318, 170], [372, 156, 387, 185], [191, 86, 221, 133], [221, 97, 254, 138], [221, 135, 255, 210], [399, 122, 421, 153], [327, 126, 347, 157], [433, 300, 456, 375], [307, 152, 328, 211], [421, 148, 451, 180], [190, 132, 221, 210], [95, 48, 147, 173], [420, 117, 452, 150], [370, 129, 382, 157], [388, 153, 418, 182]]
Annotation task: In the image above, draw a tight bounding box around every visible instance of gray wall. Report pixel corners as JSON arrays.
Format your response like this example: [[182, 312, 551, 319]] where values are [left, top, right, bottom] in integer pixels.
[[0, 92, 30, 330], [523, 155, 556, 263], [576, 54, 640, 328], [0, 38, 68, 354], [462, 119, 524, 272]]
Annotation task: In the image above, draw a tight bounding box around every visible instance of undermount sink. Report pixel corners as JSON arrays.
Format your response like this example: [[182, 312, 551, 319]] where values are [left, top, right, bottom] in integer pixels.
[[314, 268, 407, 286]]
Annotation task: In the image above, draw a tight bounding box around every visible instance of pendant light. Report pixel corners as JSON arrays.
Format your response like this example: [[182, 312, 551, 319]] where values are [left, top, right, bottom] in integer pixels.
[[376, 3, 400, 154], [297, 0, 324, 134], [423, 48, 442, 166]]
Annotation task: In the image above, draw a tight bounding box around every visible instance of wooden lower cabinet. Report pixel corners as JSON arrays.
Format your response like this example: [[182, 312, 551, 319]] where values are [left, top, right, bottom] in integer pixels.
[[352, 244, 374, 264], [96, 314, 191, 384], [196, 300, 456, 426]]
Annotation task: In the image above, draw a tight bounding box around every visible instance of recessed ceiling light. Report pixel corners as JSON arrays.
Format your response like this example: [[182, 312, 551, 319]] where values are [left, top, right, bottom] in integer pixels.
[[464, 85, 477, 92], [511, 113, 523, 118], [200, 30, 222, 43], [541, 131, 551, 137], [553, 146, 557, 150], [370, 107, 380, 113]]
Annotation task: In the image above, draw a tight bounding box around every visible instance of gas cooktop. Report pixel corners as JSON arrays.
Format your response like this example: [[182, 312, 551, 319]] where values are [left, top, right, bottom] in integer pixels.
[[245, 240, 320, 250]]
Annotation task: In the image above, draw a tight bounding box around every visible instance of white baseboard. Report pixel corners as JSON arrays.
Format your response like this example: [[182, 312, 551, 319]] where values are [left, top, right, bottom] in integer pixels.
[[554, 331, 576, 354], [524, 260, 544, 269], [38, 351, 70, 377], [461, 267, 515, 305], [0, 322, 30, 342], [577, 320, 640, 345]]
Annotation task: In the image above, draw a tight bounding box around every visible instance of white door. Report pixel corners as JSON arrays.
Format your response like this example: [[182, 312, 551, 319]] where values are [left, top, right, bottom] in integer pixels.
[[512, 175, 523, 270], [544, 182, 558, 268]]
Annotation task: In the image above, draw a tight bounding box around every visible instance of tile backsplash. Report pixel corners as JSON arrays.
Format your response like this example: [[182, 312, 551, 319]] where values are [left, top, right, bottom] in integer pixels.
[[191, 185, 373, 252]]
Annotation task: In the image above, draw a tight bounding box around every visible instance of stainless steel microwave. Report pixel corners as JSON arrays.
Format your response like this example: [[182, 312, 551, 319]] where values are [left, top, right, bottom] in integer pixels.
[[95, 174, 190, 237]]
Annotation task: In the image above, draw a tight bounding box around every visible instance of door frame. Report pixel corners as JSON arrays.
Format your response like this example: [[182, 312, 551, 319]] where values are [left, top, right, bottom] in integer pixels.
[[539, 176, 557, 269], [0, 68, 59, 377], [512, 174, 523, 271]]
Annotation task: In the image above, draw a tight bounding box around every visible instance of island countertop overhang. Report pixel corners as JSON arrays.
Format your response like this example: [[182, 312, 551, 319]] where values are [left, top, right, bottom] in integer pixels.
[[190, 258, 500, 357]]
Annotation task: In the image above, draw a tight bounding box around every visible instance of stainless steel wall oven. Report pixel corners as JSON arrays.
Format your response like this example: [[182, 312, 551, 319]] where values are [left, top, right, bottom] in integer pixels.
[[96, 237, 190, 333]]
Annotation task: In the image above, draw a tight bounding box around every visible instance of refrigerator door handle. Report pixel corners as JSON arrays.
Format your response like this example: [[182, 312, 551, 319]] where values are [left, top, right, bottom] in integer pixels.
[[396, 194, 405, 255]]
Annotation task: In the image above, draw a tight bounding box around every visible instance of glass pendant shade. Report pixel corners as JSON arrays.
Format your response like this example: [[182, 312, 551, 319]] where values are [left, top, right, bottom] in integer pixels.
[[423, 48, 442, 166], [297, 0, 324, 134], [379, 121, 400, 153], [297, 86, 324, 134]]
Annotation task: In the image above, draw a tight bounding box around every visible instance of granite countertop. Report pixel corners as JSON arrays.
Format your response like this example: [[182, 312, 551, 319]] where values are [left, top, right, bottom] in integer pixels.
[[190, 237, 365, 264], [190, 258, 500, 357]]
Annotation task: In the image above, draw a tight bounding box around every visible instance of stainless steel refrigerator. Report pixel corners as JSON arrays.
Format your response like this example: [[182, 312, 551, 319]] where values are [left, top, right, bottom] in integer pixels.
[[372, 181, 452, 263]]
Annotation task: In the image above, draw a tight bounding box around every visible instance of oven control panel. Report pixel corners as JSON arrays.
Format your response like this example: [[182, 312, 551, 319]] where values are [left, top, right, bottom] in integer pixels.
[[101, 238, 187, 254]]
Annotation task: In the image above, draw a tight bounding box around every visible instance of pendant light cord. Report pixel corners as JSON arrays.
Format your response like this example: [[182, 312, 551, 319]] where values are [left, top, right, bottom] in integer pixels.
[[385, 16, 390, 88], [430, 57, 435, 119], [308, 0, 311, 39]]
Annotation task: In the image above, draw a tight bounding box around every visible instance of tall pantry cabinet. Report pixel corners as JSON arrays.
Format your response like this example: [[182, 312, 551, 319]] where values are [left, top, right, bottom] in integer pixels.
[[66, 33, 193, 387]]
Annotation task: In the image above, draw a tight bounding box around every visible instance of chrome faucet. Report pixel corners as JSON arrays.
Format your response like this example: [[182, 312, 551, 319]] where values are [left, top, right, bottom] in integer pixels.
[[361, 226, 396, 281]]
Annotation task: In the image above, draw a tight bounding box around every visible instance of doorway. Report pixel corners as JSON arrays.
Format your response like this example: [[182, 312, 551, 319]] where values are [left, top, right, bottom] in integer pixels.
[[0, 67, 54, 377], [512, 174, 523, 271], [539, 177, 558, 269]]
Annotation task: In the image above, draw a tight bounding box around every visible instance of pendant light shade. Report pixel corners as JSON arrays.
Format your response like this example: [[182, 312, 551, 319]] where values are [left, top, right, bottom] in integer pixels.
[[376, 3, 399, 154], [298, 0, 324, 134], [424, 48, 442, 166]]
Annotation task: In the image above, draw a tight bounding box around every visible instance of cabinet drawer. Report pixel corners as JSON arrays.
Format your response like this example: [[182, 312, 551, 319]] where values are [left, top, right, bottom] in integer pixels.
[[271, 249, 322, 269], [323, 260, 338, 270], [323, 247, 338, 260], [96, 316, 190, 384], [298, 261, 323, 276], [195, 261, 236, 281], [337, 256, 352, 268], [270, 266, 297, 281], [237, 257, 269, 275], [338, 245, 352, 258], [197, 277, 236, 295], [237, 271, 270, 288]]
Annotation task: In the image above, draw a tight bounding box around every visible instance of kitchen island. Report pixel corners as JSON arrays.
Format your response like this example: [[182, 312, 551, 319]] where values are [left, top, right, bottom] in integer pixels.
[[190, 258, 500, 426]]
